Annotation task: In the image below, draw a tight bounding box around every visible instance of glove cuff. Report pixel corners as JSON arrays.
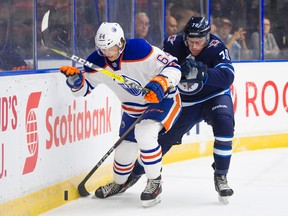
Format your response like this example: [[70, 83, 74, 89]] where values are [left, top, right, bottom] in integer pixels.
[[150, 75, 168, 92], [66, 73, 84, 89]]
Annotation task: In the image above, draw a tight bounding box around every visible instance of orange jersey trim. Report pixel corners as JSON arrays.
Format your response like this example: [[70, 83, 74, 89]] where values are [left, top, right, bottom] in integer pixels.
[[163, 93, 181, 131], [121, 105, 147, 113]]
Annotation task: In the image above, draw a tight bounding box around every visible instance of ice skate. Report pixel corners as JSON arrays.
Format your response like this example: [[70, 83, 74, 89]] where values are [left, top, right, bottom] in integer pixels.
[[95, 182, 125, 198], [95, 174, 141, 198], [214, 173, 234, 205], [141, 175, 162, 208]]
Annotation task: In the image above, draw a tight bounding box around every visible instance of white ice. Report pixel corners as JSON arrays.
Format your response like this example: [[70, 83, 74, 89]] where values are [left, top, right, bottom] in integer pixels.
[[42, 148, 288, 216]]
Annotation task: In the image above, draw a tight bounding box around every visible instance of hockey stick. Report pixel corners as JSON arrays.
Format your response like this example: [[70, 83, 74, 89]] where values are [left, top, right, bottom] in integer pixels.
[[41, 9, 148, 93], [41, 9, 147, 197], [77, 112, 144, 197]]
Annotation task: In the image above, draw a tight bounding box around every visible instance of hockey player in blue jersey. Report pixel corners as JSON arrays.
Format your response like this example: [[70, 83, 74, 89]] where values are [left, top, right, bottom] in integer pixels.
[[118, 16, 235, 204], [60, 22, 182, 207]]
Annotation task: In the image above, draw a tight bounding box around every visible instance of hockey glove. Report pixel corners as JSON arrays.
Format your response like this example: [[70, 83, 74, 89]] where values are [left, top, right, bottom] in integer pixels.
[[144, 75, 168, 103], [181, 57, 207, 83], [60, 66, 84, 89]]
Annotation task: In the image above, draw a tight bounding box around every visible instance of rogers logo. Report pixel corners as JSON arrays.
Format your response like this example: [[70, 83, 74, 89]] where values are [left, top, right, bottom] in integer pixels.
[[22, 92, 42, 175]]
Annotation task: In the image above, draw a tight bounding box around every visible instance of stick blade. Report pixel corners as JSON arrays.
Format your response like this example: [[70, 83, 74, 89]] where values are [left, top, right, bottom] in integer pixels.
[[78, 182, 90, 197], [41, 10, 50, 32], [40, 9, 71, 52], [41, 10, 51, 48]]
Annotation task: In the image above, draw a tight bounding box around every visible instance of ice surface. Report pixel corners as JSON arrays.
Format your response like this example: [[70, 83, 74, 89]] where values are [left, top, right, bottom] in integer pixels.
[[42, 148, 288, 216]]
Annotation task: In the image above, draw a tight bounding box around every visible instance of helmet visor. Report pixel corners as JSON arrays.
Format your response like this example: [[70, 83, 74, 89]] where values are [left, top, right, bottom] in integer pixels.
[[97, 45, 120, 57]]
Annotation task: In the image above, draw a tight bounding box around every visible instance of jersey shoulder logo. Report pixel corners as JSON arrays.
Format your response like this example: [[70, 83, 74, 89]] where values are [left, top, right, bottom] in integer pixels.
[[167, 35, 177, 45], [208, 39, 220, 48]]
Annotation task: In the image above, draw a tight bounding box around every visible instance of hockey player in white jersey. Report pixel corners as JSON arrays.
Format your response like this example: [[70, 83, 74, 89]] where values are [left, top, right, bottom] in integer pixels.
[[60, 22, 182, 207]]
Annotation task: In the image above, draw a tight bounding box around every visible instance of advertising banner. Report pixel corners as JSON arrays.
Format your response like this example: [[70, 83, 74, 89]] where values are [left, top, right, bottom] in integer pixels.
[[0, 73, 121, 203]]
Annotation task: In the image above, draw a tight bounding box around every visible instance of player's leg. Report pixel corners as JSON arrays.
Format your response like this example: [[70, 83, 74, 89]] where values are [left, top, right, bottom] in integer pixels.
[[122, 105, 202, 192], [95, 113, 139, 198], [126, 128, 177, 178], [134, 119, 163, 207], [132, 96, 182, 207], [95, 140, 139, 198], [205, 95, 235, 204]]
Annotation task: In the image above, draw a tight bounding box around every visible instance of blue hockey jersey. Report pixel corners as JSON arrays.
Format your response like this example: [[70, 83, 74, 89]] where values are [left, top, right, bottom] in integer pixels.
[[163, 34, 235, 106]]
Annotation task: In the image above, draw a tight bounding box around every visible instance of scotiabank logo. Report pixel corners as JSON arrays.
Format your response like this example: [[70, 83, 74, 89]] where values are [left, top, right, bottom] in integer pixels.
[[46, 98, 112, 148], [22, 92, 42, 175]]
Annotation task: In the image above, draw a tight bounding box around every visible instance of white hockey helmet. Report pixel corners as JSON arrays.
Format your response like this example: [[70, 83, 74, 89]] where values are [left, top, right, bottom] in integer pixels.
[[95, 22, 125, 51]]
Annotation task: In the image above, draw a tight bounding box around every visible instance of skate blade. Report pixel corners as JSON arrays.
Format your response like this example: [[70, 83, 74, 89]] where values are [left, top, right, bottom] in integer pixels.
[[218, 195, 229, 205], [142, 196, 161, 208]]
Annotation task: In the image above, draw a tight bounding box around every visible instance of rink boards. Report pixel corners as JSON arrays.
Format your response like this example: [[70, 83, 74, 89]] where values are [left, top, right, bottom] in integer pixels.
[[0, 62, 288, 215]]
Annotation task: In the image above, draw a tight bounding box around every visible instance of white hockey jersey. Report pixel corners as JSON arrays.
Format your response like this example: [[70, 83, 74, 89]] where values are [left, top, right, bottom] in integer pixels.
[[72, 38, 181, 130]]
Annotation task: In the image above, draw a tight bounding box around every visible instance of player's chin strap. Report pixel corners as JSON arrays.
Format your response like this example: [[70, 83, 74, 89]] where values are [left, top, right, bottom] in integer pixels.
[[41, 9, 149, 94]]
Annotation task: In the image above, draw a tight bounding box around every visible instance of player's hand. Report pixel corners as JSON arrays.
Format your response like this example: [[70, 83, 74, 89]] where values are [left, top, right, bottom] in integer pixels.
[[60, 66, 83, 89], [144, 75, 168, 103], [60, 66, 80, 76], [181, 57, 207, 83]]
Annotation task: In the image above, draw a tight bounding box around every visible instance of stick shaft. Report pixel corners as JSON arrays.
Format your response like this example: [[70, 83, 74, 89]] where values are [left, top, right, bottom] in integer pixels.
[[77, 113, 144, 196]]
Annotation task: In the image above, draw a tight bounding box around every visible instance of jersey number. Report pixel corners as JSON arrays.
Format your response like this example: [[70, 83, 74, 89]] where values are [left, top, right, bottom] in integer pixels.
[[157, 55, 169, 65], [219, 49, 231, 60]]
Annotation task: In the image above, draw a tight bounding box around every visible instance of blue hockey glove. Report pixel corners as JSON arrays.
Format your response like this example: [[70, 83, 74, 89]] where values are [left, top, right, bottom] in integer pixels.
[[144, 75, 168, 103], [60, 66, 84, 89], [180, 57, 207, 83]]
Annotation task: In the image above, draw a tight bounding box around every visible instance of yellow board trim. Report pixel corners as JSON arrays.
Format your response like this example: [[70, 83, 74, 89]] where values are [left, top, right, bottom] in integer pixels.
[[1, 133, 288, 216]]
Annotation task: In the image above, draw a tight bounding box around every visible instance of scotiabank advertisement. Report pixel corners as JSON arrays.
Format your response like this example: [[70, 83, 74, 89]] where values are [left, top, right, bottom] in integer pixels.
[[0, 73, 121, 203], [0, 62, 288, 204]]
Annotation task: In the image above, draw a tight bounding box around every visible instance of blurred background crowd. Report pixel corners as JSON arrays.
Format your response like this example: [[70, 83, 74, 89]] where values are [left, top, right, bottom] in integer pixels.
[[0, 0, 288, 71]]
